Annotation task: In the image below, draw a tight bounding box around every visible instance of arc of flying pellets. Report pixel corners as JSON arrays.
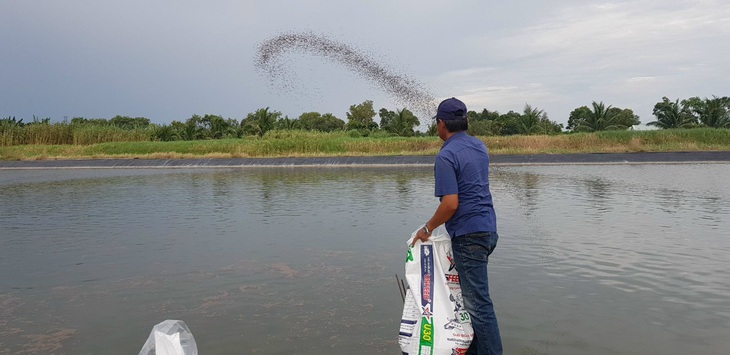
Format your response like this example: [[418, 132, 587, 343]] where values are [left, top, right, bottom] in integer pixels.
[[255, 32, 437, 120]]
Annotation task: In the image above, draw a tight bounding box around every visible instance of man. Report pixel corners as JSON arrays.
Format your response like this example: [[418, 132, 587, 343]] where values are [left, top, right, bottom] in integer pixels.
[[413, 97, 503, 354]]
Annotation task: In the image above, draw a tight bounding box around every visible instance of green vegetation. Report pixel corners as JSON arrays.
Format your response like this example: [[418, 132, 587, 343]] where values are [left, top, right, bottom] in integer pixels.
[[648, 96, 730, 129], [0, 119, 150, 146], [1, 128, 729, 161], [2, 94, 729, 160], [379, 107, 420, 136], [567, 102, 640, 132], [483, 128, 730, 154]]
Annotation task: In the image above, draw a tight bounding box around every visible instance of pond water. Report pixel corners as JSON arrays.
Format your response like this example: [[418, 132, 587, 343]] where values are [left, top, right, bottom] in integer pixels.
[[1, 164, 729, 354]]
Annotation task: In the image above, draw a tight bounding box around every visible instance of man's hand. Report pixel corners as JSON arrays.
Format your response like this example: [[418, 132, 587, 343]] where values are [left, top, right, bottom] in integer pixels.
[[411, 227, 431, 246]]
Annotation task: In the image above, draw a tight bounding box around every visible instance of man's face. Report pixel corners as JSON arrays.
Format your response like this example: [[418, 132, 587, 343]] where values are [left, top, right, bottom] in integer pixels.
[[437, 119, 448, 141]]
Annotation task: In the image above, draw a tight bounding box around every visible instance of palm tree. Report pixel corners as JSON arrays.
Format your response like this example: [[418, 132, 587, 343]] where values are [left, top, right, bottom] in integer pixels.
[[179, 123, 204, 140], [275, 116, 301, 130], [426, 122, 438, 136], [244, 107, 281, 137], [647, 98, 695, 129], [199, 114, 237, 139], [517, 104, 544, 135], [697, 96, 730, 128], [575, 102, 625, 132], [390, 108, 420, 136], [152, 124, 178, 142], [468, 119, 501, 136]]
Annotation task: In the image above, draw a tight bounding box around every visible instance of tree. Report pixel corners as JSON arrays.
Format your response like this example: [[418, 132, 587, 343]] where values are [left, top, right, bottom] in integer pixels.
[[199, 114, 236, 139], [379, 108, 419, 136], [575, 101, 627, 132], [467, 110, 480, 123], [468, 120, 501, 136], [496, 111, 522, 135], [680, 96, 705, 125], [346, 100, 377, 131], [647, 97, 696, 129], [537, 118, 563, 135], [274, 116, 301, 130], [174, 118, 204, 140], [299, 112, 322, 131], [513, 104, 561, 135], [71, 117, 110, 126], [110, 115, 150, 129], [319, 113, 346, 132], [378, 108, 396, 131], [468, 109, 499, 122], [685, 96, 730, 128], [227, 118, 244, 138], [152, 124, 178, 141], [465, 108, 502, 135], [570, 103, 636, 132], [607, 107, 641, 128], [426, 122, 438, 136], [242, 107, 282, 137], [516, 104, 545, 135], [567, 106, 592, 131], [299, 112, 345, 132]]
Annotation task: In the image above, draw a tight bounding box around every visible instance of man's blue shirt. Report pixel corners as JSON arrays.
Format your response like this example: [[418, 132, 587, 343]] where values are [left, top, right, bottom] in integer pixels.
[[434, 131, 497, 238]]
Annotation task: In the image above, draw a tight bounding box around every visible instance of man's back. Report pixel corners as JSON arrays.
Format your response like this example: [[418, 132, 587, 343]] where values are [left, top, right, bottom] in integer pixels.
[[435, 131, 496, 238]]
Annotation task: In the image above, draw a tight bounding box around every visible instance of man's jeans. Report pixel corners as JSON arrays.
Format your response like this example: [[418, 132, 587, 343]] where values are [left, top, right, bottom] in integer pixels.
[[451, 232, 503, 355]]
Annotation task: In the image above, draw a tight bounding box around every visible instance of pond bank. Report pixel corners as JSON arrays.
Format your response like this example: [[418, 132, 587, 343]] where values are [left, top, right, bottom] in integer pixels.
[[1, 151, 729, 169]]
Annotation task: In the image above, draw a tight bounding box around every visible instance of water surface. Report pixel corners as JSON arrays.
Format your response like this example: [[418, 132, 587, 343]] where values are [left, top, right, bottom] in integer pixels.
[[1, 164, 729, 354]]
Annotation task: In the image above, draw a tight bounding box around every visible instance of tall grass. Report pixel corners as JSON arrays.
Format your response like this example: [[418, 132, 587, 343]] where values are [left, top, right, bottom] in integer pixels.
[[72, 125, 150, 145], [1, 128, 729, 161], [0, 123, 150, 146], [484, 128, 730, 154]]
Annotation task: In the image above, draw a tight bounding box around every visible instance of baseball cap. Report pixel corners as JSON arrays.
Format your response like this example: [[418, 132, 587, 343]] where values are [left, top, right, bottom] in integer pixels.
[[435, 97, 468, 120]]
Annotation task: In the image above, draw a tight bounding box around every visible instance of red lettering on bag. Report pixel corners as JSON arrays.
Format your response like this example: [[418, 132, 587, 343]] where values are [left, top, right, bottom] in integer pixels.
[[445, 274, 460, 283], [422, 275, 432, 302]]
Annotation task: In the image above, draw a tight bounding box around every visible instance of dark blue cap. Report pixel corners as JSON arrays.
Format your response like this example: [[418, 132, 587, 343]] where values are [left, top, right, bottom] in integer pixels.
[[436, 97, 468, 120]]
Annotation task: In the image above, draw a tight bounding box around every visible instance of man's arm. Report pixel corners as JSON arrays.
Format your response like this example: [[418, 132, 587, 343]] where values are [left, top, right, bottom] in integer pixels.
[[412, 194, 458, 246]]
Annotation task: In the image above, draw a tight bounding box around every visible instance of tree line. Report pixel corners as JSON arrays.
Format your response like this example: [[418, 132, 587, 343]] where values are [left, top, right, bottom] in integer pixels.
[[2, 95, 727, 143], [647, 96, 730, 129]]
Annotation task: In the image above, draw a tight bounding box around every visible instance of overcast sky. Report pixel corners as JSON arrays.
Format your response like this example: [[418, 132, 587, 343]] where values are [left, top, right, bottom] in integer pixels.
[[2, 0, 728, 128]]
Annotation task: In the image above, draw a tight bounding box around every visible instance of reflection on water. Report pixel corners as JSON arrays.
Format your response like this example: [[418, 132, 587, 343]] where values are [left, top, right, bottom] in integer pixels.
[[493, 164, 730, 355], [1, 164, 729, 354]]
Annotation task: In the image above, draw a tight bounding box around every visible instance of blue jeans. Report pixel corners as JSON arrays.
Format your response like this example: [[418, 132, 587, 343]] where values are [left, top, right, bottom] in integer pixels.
[[451, 232, 502, 355]]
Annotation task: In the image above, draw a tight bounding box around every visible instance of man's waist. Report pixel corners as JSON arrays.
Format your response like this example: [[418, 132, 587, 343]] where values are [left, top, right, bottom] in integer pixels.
[[447, 224, 497, 238], [455, 231, 497, 238]]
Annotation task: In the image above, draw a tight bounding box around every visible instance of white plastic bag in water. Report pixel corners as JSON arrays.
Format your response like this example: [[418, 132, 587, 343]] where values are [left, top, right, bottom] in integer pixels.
[[399, 226, 473, 355], [139, 320, 198, 355]]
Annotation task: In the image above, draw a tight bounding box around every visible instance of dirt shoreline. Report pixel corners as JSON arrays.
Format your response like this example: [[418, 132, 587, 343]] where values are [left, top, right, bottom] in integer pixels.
[[1, 151, 729, 169]]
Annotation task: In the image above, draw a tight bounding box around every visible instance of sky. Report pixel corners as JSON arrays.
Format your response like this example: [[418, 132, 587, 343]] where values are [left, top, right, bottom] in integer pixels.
[[2, 0, 728, 129]]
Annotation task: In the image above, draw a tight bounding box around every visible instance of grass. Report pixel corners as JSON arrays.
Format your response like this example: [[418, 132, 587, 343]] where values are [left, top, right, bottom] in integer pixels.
[[0, 123, 150, 146], [484, 129, 730, 154], [1, 128, 729, 161]]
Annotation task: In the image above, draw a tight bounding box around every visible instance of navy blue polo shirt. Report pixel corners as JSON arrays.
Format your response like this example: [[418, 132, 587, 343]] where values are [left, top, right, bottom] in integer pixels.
[[434, 131, 497, 238]]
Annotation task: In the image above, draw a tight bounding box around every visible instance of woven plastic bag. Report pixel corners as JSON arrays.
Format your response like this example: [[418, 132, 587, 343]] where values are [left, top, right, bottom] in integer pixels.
[[399, 226, 473, 355], [139, 320, 198, 355]]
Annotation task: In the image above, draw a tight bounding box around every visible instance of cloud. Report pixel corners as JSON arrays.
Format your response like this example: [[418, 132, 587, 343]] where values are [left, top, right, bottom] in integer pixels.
[[436, 0, 730, 122], [1, 0, 727, 125]]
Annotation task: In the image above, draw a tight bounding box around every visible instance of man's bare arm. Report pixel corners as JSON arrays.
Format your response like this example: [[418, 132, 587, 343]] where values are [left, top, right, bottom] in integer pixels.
[[412, 194, 458, 246]]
